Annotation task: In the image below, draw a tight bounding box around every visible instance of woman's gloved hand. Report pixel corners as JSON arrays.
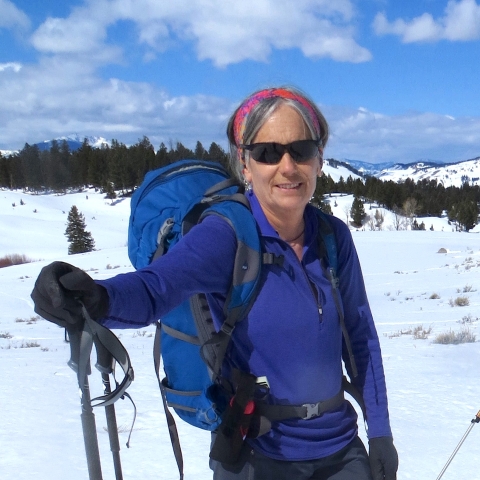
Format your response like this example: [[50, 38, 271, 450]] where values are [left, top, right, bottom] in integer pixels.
[[31, 261, 109, 326], [369, 436, 398, 480]]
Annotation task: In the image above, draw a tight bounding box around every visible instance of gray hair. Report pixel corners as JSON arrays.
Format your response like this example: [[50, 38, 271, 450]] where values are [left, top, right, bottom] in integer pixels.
[[226, 87, 329, 182]]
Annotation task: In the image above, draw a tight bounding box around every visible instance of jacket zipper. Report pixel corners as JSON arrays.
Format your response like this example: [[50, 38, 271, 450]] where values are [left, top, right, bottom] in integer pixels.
[[290, 244, 323, 321]]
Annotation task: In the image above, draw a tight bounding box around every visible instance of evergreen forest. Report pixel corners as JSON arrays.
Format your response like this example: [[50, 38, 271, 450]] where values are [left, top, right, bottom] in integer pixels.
[[1, 136, 479, 231]]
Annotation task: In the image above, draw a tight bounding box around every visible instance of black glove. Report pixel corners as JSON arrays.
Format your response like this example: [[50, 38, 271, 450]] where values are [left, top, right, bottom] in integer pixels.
[[369, 437, 398, 480], [31, 261, 109, 327]]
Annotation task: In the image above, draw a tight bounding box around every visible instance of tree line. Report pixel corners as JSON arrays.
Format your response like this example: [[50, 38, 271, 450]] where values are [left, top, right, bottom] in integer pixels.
[[314, 167, 480, 231], [1, 137, 478, 230], [0, 136, 229, 194]]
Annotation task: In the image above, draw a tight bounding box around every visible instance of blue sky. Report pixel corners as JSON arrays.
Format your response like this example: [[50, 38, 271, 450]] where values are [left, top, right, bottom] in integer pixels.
[[1, 0, 480, 164]]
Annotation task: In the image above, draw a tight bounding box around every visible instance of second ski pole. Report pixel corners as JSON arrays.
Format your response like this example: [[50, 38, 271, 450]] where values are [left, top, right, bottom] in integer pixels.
[[436, 409, 480, 480]]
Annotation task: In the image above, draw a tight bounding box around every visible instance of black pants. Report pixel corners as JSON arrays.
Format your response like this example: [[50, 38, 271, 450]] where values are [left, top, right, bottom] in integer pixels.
[[210, 436, 373, 480]]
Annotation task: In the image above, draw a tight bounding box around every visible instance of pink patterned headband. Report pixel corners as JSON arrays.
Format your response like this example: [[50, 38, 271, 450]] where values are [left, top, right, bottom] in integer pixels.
[[233, 88, 321, 146]]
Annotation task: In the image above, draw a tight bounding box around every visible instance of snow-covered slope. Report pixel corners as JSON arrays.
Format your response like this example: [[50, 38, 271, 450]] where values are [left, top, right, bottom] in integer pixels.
[[1, 189, 480, 480], [378, 158, 480, 188]]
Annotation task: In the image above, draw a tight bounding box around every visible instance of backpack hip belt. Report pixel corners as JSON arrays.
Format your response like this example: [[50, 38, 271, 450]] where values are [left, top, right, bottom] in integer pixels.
[[256, 389, 345, 422]]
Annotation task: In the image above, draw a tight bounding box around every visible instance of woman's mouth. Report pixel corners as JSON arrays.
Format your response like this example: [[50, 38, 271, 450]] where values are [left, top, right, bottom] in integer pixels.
[[277, 183, 301, 190]]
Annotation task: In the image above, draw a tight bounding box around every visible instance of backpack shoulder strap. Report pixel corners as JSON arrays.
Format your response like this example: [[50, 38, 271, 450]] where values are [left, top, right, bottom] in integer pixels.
[[196, 197, 262, 378], [315, 210, 368, 420], [315, 209, 359, 378]]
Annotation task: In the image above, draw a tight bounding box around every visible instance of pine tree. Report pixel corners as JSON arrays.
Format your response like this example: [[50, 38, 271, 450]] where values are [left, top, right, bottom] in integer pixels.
[[65, 205, 96, 254], [350, 196, 366, 227]]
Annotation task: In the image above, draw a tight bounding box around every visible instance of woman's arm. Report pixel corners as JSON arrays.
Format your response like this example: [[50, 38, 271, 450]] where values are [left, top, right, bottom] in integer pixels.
[[331, 216, 392, 438], [97, 214, 237, 329]]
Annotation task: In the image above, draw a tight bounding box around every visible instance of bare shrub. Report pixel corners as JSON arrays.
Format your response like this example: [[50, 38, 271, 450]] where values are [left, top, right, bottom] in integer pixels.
[[20, 341, 41, 348], [388, 328, 412, 338], [15, 316, 39, 324], [429, 293, 440, 299], [433, 329, 476, 345], [451, 296, 470, 307], [462, 284, 476, 293], [449, 296, 470, 307], [0, 254, 33, 268], [0, 332, 13, 339], [413, 325, 432, 340]]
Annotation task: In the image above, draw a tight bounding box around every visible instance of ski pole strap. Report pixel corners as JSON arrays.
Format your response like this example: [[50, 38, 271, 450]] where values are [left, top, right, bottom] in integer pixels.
[[70, 307, 135, 408]]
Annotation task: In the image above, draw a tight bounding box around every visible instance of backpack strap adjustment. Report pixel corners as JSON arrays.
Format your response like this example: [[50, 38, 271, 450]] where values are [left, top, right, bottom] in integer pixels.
[[263, 252, 285, 267], [221, 323, 235, 336]]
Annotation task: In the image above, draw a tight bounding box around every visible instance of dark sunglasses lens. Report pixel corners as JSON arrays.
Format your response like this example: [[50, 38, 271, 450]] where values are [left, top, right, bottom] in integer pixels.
[[289, 140, 318, 162], [250, 144, 282, 164], [248, 140, 318, 164]]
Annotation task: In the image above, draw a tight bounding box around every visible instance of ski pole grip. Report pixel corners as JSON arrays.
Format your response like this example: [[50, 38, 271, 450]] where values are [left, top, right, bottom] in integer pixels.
[[67, 323, 91, 375], [474, 410, 480, 423], [93, 336, 114, 375]]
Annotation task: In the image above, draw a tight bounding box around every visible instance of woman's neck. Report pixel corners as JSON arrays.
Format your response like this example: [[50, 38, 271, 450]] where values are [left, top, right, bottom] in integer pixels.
[[267, 214, 306, 260]]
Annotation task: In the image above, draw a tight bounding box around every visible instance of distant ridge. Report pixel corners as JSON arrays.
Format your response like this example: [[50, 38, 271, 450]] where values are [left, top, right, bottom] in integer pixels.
[[1, 135, 479, 188], [32, 134, 109, 152]]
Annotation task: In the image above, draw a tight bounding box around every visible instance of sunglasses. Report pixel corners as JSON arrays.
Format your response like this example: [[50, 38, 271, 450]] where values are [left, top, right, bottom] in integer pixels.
[[240, 139, 321, 165]]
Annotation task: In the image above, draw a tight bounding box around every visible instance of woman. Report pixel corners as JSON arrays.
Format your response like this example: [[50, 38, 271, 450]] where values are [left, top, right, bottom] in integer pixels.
[[32, 87, 398, 480]]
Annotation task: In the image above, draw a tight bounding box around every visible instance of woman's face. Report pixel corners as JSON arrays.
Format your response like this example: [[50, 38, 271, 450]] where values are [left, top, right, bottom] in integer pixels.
[[243, 103, 322, 223]]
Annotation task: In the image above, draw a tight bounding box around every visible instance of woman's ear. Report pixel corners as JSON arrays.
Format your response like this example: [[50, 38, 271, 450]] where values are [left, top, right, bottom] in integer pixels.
[[317, 156, 323, 177], [243, 162, 253, 184]]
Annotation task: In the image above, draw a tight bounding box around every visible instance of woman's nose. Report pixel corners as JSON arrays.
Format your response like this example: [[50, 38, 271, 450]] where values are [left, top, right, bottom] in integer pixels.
[[278, 152, 297, 173]]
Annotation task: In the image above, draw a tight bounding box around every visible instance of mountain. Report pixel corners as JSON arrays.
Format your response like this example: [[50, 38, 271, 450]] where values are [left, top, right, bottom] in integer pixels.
[[340, 159, 395, 176], [32, 134, 109, 152], [377, 157, 480, 188]]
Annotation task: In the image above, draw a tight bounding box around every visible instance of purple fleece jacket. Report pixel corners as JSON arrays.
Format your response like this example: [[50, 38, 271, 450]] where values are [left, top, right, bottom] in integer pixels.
[[97, 191, 392, 461]]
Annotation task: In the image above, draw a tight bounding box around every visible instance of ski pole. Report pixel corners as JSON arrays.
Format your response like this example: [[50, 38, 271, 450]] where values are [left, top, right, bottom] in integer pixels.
[[94, 334, 124, 480], [102, 372, 123, 479], [81, 370, 104, 480], [68, 321, 103, 480], [436, 409, 480, 480]]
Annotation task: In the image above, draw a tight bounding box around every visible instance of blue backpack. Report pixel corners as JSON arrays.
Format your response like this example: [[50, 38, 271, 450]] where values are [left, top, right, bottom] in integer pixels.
[[127, 159, 360, 476], [128, 158, 262, 423]]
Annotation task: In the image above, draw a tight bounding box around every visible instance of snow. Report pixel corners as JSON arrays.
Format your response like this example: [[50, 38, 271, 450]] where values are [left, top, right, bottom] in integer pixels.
[[322, 159, 362, 182], [1, 188, 480, 480], [378, 158, 480, 188]]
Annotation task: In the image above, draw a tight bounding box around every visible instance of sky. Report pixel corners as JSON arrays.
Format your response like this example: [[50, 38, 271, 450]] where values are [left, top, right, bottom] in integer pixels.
[[1, 0, 480, 164], [1, 188, 480, 479]]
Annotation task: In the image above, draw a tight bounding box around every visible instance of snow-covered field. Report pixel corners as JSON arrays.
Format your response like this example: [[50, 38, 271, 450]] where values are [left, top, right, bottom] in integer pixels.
[[1, 188, 480, 480]]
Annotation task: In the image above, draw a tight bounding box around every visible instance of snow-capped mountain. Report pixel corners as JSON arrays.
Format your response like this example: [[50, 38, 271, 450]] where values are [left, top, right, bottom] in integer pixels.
[[33, 134, 109, 151], [0, 149, 16, 157], [377, 157, 480, 188], [340, 159, 395, 176]]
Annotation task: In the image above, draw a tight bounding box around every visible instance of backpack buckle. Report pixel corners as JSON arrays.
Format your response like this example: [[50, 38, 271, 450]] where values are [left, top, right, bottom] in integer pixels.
[[221, 324, 234, 336], [303, 403, 320, 420]]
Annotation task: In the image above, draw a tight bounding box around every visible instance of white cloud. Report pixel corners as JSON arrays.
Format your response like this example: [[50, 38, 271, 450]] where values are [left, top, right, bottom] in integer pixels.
[[0, 0, 30, 31], [0, 53, 231, 150], [28, 0, 371, 66], [324, 106, 480, 163], [1, 0, 478, 164], [0, 62, 22, 72], [373, 0, 480, 43], [1, 55, 479, 165]]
